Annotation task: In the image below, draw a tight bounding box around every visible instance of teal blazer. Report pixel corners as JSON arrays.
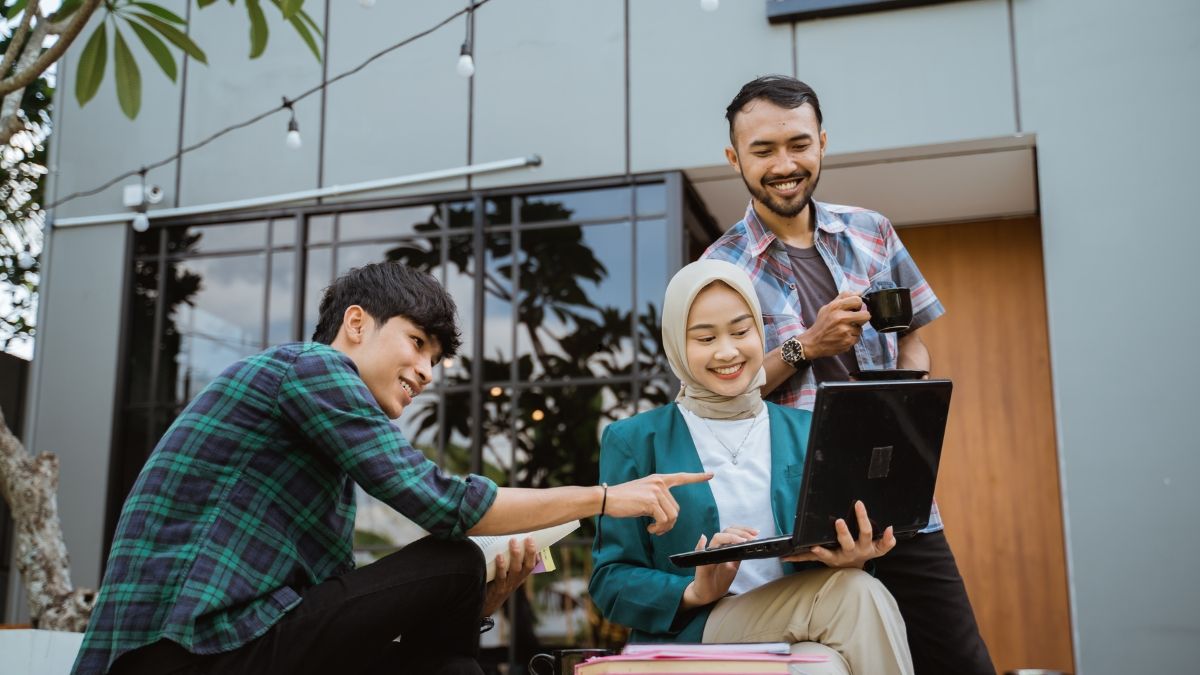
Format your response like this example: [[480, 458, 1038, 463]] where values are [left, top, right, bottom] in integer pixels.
[[588, 401, 813, 643]]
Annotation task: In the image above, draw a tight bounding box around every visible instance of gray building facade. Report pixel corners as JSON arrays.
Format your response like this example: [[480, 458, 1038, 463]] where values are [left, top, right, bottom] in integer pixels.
[[10, 1, 1199, 673]]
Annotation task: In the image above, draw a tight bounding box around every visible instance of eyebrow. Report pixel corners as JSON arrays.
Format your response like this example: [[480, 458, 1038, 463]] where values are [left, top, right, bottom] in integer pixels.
[[687, 314, 754, 331], [747, 133, 814, 148]]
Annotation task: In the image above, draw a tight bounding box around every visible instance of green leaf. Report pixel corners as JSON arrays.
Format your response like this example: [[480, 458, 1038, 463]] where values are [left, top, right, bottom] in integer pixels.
[[5, 0, 27, 21], [74, 22, 107, 107], [245, 0, 268, 59], [297, 6, 322, 36], [129, 13, 207, 64], [126, 17, 177, 81], [280, 0, 302, 20], [287, 13, 321, 62], [196, 0, 218, 7], [113, 28, 142, 118], [128, 2, 186, 25]]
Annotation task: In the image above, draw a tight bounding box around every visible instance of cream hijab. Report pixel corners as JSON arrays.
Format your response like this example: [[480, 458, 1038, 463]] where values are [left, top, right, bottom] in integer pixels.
[[662, 259, 767, 421]]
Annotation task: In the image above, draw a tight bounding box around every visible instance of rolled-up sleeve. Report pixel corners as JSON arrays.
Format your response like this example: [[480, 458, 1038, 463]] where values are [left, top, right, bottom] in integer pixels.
[[277, 346, 496, 538]]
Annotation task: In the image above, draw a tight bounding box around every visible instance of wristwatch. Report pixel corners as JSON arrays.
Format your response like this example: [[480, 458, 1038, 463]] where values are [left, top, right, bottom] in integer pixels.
[[780, 336, 809, 369]]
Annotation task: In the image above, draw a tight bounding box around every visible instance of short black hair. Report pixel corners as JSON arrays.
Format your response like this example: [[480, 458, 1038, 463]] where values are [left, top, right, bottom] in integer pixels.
[[725, 75, 823, 142], [311, 261, 462, 358]]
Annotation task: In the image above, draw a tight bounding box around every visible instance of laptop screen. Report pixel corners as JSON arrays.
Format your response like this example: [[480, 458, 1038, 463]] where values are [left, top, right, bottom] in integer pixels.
[[793, 380, 952, 547]]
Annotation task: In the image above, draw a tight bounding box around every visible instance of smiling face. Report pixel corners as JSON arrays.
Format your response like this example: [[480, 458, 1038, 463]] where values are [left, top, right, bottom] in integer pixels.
[[685, 281, 765, 398], [332, 306, 441, 419], [725, 98, 827, 224]]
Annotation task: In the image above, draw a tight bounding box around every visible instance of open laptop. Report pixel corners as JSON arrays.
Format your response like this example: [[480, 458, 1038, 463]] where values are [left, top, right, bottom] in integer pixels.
[[669, 379, 952, 567]]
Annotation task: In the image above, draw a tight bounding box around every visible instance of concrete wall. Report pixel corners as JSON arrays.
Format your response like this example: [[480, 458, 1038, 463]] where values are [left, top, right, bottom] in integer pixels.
[[34, 0, 1200, 669], [1013, 0, 1200, 671], [24, 224, 127, 592]]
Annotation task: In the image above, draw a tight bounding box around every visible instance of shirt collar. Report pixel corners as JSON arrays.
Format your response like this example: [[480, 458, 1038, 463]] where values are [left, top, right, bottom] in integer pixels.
[[742, 199, 846, 258]]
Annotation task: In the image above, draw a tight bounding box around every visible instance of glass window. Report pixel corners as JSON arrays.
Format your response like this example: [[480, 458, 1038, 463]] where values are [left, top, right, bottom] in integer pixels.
[[338, 206, 439, 242], [268, 251, 295, 345], [521, 187, 631, 224], [308, 214, 334, 245], [636, 183, 667, 217], [271, 218, 296, 248], [483, 231, 515, 363], [636, 218, 672, 377], [304, 247, 332, 341], [517, 222, 633, 381], [169, 254, 266, 402], [171, 221, 267, 255]]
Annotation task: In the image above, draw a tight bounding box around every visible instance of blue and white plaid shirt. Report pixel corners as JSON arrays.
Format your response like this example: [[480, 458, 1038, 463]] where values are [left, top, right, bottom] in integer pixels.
[[704, 200, 945, 532]]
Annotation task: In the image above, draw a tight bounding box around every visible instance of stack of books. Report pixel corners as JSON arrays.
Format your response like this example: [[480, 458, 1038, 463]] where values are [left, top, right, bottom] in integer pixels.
[[575, 643, 827, 674]]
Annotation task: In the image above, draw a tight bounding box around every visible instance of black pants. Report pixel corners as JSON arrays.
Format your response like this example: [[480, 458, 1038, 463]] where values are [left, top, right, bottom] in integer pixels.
[[871, 530, 995, 675], [111, 537, 487, 675]]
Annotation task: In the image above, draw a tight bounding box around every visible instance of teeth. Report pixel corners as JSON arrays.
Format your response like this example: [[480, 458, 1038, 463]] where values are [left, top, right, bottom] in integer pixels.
[[772, 180, 798, 191], [714, 364, 742, 375], [400, 381, 415, 397]]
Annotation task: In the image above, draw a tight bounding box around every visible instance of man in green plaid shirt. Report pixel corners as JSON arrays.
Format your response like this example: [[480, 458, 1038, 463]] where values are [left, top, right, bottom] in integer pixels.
[[73, 262, 709, 675]]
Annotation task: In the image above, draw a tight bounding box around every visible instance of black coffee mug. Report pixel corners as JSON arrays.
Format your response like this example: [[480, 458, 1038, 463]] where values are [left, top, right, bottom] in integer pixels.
[[861, 287, 913, 333], [529, 649, 613, 675]]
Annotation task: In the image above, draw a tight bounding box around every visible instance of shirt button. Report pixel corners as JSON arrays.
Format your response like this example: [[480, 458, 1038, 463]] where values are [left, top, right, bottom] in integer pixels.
[[788, 283, 796, 289]]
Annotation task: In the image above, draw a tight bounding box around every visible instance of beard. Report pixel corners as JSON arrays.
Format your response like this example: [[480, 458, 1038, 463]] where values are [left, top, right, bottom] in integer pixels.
[[739, 163, 822, 220]]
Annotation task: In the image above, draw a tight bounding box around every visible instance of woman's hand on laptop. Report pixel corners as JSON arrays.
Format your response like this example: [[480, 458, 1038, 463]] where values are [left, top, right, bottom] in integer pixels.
[[781, 500, 897, 569], [680, 527, 756, 609]]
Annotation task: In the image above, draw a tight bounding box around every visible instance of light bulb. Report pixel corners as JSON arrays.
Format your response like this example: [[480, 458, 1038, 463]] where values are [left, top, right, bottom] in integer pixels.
[[456, 52, 475, 78], [132, 213, 150, 232], [286, 118, 302, 149], [701, 0, 718, 11]]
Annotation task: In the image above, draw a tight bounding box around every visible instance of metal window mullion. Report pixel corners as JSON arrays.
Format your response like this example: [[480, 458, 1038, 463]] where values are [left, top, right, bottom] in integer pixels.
[[509, 205, 520, 490], [470, 193, 485, 475], [437, 202, 450, 468], [294, 214, 308, 341], [261, 220, 273, 349]]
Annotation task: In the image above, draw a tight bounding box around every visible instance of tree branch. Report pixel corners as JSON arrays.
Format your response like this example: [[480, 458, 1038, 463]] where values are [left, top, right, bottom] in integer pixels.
[[0, 0, 40, 79], [0, 405, 96, 630], [0, 0, 102, 98]]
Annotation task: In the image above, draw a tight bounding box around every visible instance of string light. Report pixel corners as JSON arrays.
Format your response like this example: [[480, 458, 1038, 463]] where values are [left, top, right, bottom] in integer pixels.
[[456, 43, 475, 78], [457, 1, 475, 78], [131, 213, 150, 232], [701, 0, 719, 11], [50, 0, 497, 209], [283, 98, 302, 149]]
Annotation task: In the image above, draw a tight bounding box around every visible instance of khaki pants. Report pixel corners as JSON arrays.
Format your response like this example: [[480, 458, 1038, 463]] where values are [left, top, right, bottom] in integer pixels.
[[701, 568, 913, 675]]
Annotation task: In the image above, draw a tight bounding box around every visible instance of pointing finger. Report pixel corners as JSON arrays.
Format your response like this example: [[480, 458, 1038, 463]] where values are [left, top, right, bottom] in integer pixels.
[[661, 472, 714, 487]]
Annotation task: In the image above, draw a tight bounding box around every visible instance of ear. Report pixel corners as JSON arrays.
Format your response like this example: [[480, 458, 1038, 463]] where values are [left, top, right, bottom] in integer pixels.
[[341, 305, 367, 344], [819, 128, 828, 159], [725, 145, 740, 173]]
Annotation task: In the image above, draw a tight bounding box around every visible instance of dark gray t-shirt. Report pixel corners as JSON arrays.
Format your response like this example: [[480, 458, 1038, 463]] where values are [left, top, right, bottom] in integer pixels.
[[783, 242, 859, 383]]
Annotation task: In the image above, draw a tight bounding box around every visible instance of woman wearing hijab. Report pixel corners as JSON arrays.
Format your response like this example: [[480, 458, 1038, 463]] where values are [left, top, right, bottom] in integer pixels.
[[589, 260, 912, 675]]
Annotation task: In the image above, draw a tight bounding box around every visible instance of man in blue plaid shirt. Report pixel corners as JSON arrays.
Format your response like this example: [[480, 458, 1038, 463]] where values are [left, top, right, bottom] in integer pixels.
[[74, 262, 709, 675], [703, 76, 994, 674]]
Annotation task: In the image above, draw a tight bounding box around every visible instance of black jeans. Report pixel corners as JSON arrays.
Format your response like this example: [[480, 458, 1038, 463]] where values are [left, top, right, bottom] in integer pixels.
[[110, 537, 487, 675], [871, 530, 995, 675]]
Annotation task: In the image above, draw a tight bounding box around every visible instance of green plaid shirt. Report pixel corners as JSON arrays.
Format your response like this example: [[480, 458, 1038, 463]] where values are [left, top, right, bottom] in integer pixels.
[[72, 343, 497, 674]]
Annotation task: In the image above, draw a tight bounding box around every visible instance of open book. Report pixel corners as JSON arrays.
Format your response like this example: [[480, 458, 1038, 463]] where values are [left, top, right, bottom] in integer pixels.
[[470, 520, 581, 582]]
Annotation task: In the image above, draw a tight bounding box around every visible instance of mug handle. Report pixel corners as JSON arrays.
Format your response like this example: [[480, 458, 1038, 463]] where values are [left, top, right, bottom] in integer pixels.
[[529, 653, 556, 675]]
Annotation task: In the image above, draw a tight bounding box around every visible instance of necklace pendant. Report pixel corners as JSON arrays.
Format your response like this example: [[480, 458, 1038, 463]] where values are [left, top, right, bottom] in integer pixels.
[[732, 457, 738, 465]]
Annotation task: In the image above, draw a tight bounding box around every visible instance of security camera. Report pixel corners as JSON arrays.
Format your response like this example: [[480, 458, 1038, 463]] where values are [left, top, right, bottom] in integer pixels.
[[122, 183, 165, 207], [144, 184, 164, 205]]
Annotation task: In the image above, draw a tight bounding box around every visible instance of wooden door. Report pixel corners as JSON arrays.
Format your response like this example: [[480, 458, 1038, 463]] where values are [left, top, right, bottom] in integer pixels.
[[901, 218, 1074, 674]]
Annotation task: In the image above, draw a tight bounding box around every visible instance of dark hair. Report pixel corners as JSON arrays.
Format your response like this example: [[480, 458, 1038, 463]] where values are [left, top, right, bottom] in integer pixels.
[[311, 261, 462, 358], [725, 75, 823, 142]]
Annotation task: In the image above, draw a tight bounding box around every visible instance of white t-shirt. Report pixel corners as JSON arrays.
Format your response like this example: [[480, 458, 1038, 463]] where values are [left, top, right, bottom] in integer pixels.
[[678, 405, 784, 595]]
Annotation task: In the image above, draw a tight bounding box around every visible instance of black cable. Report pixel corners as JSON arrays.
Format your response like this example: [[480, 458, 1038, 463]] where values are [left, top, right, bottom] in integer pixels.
[[49, 0, 493, 210]]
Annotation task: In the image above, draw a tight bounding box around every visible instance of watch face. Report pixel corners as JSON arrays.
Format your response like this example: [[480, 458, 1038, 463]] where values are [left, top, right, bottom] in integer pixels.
[[782, 338, 803, 365]]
